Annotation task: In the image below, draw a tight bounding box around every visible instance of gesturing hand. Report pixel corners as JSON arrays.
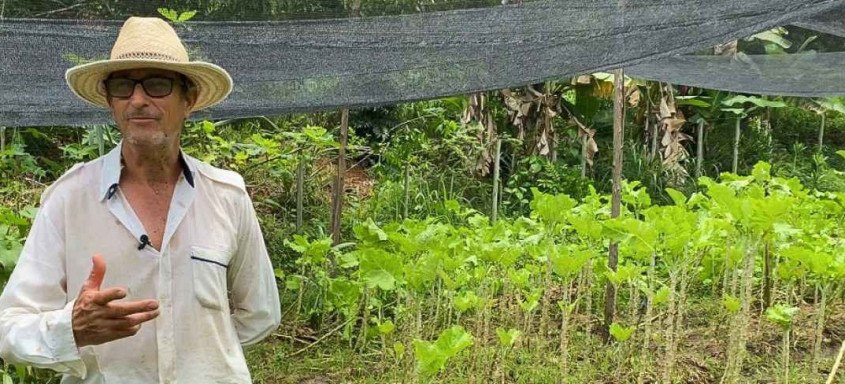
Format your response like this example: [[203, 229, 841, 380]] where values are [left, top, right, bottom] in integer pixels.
[[72, 254, 159, 347]]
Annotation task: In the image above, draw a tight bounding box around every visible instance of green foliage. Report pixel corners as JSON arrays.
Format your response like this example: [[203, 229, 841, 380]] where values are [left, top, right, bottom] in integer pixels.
[[157, 8, 197, 23], [413, 326, 474, 377], [765, 304, 799, 330], [609, 323, 636, 343], [495, 328, 521, 347], [723, 295, 741, 314], [0, 206, 35, 288]]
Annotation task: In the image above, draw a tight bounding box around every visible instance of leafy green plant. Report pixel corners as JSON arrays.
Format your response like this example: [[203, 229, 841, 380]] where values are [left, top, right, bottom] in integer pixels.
[[413, 325, 474, 378], [766, 304, 799, 384]]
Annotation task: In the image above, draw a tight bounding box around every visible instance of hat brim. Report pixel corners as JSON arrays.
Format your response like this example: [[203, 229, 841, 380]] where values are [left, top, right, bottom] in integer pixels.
[[65, 59, 233, 111]]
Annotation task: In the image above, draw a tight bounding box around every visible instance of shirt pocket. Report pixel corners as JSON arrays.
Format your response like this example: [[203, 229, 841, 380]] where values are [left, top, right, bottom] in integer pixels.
[[190, 246, 231, 311]]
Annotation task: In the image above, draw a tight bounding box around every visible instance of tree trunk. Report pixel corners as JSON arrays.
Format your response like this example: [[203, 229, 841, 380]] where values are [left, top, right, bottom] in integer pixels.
[[732, 117, 741, 174], [491, 139, 502, 224], [696, 120, 704, 179], [331, 109, 349, 247], [603, 68, 625, 341]]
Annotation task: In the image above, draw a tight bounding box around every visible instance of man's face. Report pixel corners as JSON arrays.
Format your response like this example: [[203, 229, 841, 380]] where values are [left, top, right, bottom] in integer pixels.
[[106, 68, 197, 148]]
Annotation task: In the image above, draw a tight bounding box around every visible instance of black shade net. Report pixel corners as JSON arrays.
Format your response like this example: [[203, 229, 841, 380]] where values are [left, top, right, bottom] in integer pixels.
[[1, 0, 844, 127]]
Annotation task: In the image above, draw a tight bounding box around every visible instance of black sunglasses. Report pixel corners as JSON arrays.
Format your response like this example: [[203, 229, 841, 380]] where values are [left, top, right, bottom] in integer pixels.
[[103, 76, 184, 98]]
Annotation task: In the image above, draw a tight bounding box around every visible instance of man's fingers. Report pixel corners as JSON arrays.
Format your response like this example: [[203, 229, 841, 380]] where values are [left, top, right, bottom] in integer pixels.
[[104, 299, 159, 317], [81, 254, 107, 292], [91, 287, 127, 305], [100, 310, 159, 329], [123, 309, 159, 326]]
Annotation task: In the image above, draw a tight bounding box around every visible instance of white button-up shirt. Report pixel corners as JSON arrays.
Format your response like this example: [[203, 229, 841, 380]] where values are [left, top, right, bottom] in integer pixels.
[[0, 143, 281, 383]]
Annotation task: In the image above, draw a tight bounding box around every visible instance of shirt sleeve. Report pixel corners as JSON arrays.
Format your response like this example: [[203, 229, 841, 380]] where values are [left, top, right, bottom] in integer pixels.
[[228, 191, 281, 346], [0, 198, 87, 378]]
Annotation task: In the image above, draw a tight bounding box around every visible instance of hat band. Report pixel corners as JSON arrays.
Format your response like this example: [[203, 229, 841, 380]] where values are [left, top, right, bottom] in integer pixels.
[[113, 51, 183, 62]]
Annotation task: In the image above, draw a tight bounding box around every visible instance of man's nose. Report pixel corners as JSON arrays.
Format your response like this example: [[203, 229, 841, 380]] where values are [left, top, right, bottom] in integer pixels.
[[127, 83, 149, 106]]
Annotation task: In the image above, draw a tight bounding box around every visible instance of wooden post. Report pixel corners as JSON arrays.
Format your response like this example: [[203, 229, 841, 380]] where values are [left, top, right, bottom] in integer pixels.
[[331, 109, 349, 246], [403, 162, 410, 220], [0, 126, 5, 152], [329, 0, 360, 244], [296, 151, 304, 234], [827, 338, 845, 384], [732, 117, 741, 174], [491, 139, 502, 224], [819, 113, 826, 152], [603, 68, 625, 341], [581, 134, 588, 177], [696, 120, 704, 179]]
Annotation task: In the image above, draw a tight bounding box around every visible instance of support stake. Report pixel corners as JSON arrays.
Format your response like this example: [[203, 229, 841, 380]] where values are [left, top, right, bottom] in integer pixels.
[[603, 68, 625, 341]]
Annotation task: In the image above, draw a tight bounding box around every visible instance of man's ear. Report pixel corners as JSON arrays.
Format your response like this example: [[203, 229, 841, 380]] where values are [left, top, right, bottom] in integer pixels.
[[184, 86, 198, 116]]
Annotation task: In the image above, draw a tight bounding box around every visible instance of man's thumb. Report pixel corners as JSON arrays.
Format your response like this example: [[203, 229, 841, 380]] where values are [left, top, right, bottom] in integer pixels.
[[82, 254, 106, 291]]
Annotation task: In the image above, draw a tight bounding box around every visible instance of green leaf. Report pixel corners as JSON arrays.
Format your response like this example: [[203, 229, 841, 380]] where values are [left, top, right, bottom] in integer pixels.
[[412, 339, 444, 377], [530, 188, 576, 226], [817, 98, 845, 115], [338, 252, 359, 268], [751, 162, 772, 183], [434, 326, 474, 357], [444, 199, 461, 212], [495, 328, 521, 347], [609, 323, 635, 342], [358, 248, 403, 291], [518, 288, 542, 313], [157, 8, 178, 22], [605, 264, 642, 286], [652, 286, 671, 306], [751, 30, 792, 49], [177, 10, 198, 22], [506, 268, 531, 289], [721, 108, 745, 116], [722, 295, 741, 314], [549, 247, 590, 278], [453, 291, 481, 313], [284, 275, 302, 290], [201, 120, 215, 134], [378, 320, 396, 335], [0, 241, 23, 270], [327, 278, 360, 309], [413, 326, 474, 377], [675, 97, 711, 108], [722, 95, 786, 108], [765, 304, 798, 330], [2, 372, 12, 384], [665, 188, 687, 206], [393, 342, 406, 358]]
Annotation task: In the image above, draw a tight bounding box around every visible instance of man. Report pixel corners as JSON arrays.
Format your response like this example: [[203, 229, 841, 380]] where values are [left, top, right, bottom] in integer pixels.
[[0, 17, 281, 383]]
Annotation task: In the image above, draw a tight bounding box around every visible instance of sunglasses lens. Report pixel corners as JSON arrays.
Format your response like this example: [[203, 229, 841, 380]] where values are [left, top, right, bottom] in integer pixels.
[[142, 77, 173, 97], [105, 78, 135, 98]]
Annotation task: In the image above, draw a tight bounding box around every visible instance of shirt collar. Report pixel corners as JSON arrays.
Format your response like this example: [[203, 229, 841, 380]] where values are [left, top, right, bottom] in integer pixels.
[[99, 141, 195, 202]]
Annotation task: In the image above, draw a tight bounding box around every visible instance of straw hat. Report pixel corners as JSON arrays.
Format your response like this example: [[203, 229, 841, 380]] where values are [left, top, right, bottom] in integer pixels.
[[65, 17, 232, 111]]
